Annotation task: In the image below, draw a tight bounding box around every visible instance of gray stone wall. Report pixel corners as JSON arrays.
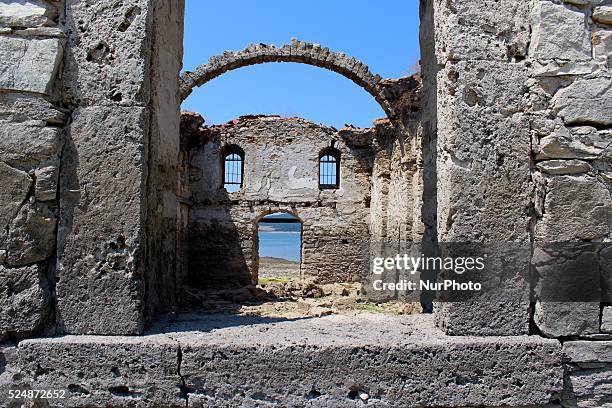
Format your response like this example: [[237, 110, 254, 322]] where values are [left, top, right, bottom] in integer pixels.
[[427, 0, 612, 338], [57, 0, 184, 335], [1, 0, 184, 338], [183, 115, 374, 285], [429, 0, 534, 336], [528, 0, 612, 338], [0, 0, 64, 341]]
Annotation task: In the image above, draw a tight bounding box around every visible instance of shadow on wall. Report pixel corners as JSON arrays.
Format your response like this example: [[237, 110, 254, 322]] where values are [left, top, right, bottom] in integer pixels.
[[186, 187, 253, 288]]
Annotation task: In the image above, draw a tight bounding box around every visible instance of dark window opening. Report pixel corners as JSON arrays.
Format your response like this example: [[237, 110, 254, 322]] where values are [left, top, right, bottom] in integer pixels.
[[223, 146, 244, 193], [319, 148, 340, 189]]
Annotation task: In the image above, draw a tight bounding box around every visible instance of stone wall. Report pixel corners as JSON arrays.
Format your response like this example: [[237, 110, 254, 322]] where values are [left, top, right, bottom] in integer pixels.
[[426, 0, 611, 339], [1, 0, 184, 338], [182, 115, 375, 286], [527, 0, 612, 338], [0, 0, 64, 341]]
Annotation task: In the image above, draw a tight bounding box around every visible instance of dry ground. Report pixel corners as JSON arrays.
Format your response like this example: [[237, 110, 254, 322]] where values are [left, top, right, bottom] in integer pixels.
[[177, 257, 422, 318]]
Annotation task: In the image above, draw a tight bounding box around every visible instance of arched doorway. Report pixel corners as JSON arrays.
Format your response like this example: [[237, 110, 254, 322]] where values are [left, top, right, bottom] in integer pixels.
[[256, 212, 302, 284]]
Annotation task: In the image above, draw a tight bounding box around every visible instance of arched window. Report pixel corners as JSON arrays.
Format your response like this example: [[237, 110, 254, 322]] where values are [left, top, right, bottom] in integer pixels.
[[222, 146, 244, 192], [319, 148, 340, 190]]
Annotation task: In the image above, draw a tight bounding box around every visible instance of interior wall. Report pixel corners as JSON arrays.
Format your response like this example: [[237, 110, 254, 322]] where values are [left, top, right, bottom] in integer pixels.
[[182, 115, 374, 286]]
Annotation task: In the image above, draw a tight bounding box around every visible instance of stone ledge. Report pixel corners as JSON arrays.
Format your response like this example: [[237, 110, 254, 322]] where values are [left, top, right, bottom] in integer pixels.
[[4, 314, 563, 407]]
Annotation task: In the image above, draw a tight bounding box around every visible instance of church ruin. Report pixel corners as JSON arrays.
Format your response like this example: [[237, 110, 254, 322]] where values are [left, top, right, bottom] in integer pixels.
[[0, 0, 611, 406]]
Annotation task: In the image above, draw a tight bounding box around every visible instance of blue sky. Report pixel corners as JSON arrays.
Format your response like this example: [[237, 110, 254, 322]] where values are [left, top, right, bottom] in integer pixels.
[[182, 0, 421, 128]]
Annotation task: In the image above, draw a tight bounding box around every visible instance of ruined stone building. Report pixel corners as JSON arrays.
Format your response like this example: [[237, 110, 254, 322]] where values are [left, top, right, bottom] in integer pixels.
[[0, 0, 611, 406]]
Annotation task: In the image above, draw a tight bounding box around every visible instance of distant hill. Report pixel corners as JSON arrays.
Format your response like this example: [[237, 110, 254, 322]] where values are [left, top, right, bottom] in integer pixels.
[[259, 222, 301, 233]]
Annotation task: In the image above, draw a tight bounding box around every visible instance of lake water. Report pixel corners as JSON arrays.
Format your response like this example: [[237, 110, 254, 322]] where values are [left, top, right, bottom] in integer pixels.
[[258, 231, 301, 262]]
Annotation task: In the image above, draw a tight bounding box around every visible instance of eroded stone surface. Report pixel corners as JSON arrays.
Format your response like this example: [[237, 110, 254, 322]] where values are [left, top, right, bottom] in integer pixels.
[[564, 341, 612, 363], [553, 76, 612, 126], [5, 202, 57, 267], [0, 123, 61, 168], [0, 162, 32, 231], [169, 314, 562, 407], [57, 106, 148, 335], [0, 0, 58, 28], [0, 265, 51, 340], [535, 302, 601, 338], [562, 341, 612, 408], [593, 5, 612, 25], [0, 36, 62, 95], [536, 159, 592, 174], [63, 0, 152, 106], [530, 2, 592, 61], [603, 307, 612, 334], [0, 314, 564, 407], [536, 126, 611, 160], [17, 335, 183, 406], [535, 175, 610, 241]]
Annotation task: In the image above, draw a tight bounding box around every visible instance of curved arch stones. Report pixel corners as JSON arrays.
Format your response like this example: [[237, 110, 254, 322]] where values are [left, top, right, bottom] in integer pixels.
[[179, 39, 398, 120]]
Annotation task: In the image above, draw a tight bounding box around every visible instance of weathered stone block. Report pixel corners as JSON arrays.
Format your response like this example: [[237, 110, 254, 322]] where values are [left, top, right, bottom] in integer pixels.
[[0, 36, 62, 95], [530, 1, 592, 61], [535, 175, 610, 241], [563, 341, 612, 363], [0, 0, 58, 28], [0, 162, 32, 231], [553, 76, 612, 126], [592, 28, 612, 67], [63, 0, 152, 106], [5, 202, 56, 267], [433, 57, 532, 335], [536, 159, 591, 174], [0, 92, 67, 125], [593, 5, 612, 25], [34, 162, 59, 202], [536, 126, 610, 160], [434, 0, 532, 62], [171, 314, 562, 406], [535, 302, 600, 338], [563, 341, 612, 408], [17, 335, 183, 406], [57, 106, 148, 335], [603, 307, 612, 334], [0, 265, 51, 340], [0, 123, 61, 168], [564, 364, 612, 408]]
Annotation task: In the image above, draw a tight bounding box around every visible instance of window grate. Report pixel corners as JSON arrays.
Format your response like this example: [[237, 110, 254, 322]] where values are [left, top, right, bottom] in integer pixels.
[[319, 153, 339, 189], [224, 152, 243, 189]]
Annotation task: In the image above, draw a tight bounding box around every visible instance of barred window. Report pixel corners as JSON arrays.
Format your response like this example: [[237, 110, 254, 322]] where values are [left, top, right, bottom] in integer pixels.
[[319, 148, 340, 189], [223, 147, 244, 193]]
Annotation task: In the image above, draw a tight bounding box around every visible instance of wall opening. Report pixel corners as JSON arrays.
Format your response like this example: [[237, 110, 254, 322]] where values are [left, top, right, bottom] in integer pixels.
[[256, 212, 302, 284], [172, 0, 427, 318]]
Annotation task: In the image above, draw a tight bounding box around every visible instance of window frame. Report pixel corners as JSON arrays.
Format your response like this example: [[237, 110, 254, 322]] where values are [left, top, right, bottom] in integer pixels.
[[221, 145, 245, 190], [318, 147, 341, 190]]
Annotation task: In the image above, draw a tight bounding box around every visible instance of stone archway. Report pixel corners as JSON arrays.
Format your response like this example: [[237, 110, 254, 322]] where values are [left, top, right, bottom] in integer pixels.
[[179, 38, 400, 120]]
